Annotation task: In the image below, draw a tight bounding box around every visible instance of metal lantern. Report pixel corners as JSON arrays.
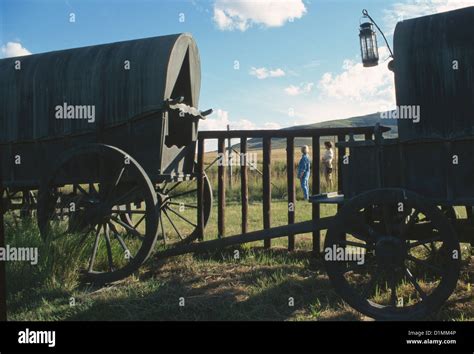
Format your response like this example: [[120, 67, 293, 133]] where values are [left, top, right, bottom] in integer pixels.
[[359, 21, 379, 67]]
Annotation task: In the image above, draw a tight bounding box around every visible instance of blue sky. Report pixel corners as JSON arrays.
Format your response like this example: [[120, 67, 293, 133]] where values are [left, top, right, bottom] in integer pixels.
[[1, 0, 472, 131]]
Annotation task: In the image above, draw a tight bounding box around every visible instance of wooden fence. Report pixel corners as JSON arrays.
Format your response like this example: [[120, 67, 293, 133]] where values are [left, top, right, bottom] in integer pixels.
[[196, 126, 384, 252]]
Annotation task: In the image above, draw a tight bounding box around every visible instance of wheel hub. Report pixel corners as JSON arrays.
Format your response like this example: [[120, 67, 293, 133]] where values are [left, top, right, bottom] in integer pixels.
[[375, 236, 405, 268]]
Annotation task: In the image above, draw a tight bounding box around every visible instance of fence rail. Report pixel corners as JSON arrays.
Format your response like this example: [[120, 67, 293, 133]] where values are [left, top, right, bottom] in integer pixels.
[[196, 125, 390, 251]]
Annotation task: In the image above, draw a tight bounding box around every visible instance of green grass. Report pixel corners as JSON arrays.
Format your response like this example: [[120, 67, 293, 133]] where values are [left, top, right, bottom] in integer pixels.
[[4, 201, 474, 321]]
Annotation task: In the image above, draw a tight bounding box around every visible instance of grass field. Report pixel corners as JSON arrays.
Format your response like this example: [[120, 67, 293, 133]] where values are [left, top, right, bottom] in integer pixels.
[[3, 148, 474, 321]]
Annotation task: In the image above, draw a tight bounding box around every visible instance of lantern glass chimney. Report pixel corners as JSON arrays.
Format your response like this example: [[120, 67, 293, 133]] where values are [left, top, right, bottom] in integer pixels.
[[359, 22, 379, 67]]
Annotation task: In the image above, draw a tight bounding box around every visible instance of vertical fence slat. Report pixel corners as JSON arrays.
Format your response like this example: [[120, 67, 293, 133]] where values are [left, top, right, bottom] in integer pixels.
[[240, 137, 248, 234], [263, 137, 272, 248], [218, 138, 226, 238], [312, 136, 321, 254], [197, 138, 205, 240], [287, 137, 295, 251], [227, 125, 233, 191], [337, 134, 345, 195]]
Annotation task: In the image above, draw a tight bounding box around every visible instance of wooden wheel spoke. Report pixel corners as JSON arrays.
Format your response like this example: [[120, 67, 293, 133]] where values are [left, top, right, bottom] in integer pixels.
[[166, 206, 197, 227], [108, 185, 140, 207], [110, 216, 144, 239], [404, 267, 427, 300], [162, 208, 184, 240], [159, 212, 167, 244], [104, 224, 115, 272], [406, 255, 444, 274], [111, 208, 146, 215], [76, 184, 90, 197], [78, 225, 96, 245], [104, 166, 126, 203], [89, 183, 99, 197], [165, 182, 182, 195], [88, 225, 102, 272], [108, 222, 133, 260], [170, 188, 197, 199], [132, 214, 146, 229], [158, 182, 169, 194], [408, 236, 442, 249], [347, 218, 376, 242], [399, 209, 419, 239]]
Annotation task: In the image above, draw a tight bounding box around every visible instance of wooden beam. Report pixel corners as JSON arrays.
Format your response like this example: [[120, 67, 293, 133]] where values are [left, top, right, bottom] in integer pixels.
[[198, 126, 388, 140], [155, 218, 333, 259], [240, 138, 248, 234], [287, 137, 295, 251], [197, 138, 205, 241], [263, 137, 272, 248], [312, 136, 321, 254], [217, 138, 226, 238]]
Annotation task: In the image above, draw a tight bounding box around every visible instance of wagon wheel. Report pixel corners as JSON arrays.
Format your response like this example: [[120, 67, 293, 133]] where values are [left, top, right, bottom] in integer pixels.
[[154, 169, 213, 247], [362, 204, 458, 260], [324, 188, 461, 320], [37, 144, 159, 284], [2, 189, 36, 226]]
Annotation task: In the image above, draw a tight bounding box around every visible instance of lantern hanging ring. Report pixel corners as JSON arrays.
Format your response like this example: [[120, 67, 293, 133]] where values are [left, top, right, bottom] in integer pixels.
[[362, 9, 394, 58]]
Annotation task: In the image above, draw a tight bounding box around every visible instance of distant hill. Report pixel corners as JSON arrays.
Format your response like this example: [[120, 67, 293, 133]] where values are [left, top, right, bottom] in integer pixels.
[[236, 112, 397, 150]]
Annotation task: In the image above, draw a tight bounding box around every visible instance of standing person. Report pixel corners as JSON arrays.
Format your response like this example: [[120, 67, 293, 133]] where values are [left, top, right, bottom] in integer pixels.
[[322, 141, 334, 188], [297, 145, 311, 200]]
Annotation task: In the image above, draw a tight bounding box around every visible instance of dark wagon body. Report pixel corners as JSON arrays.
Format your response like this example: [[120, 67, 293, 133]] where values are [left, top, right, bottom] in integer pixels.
[[0, 33, 202, 188]]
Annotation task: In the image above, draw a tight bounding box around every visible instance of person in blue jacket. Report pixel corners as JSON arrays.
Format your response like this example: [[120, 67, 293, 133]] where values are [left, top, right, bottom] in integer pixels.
[[297, 145, 311, 200]]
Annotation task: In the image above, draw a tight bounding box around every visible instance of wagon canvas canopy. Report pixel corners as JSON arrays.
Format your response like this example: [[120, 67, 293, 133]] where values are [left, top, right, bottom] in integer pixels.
[[0, 33, 201, 143]]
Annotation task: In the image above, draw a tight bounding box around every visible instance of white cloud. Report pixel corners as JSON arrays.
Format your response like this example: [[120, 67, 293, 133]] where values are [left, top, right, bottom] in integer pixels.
[[199, 108, 281, 151], [318, 47, 395, 108], [1, 42, 31, 58], [284, 82, 314, 96], [250, 67, 285, 79], [384, 0, 473, 34], [262, 122, 281, 129], [201, 108, 279, 131], [277, 47, 396, 125], [213, 0, 307, 31]]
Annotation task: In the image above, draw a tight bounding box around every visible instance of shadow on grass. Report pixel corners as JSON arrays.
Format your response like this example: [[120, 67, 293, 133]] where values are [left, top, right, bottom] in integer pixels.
[[62, 248, 360, 321]]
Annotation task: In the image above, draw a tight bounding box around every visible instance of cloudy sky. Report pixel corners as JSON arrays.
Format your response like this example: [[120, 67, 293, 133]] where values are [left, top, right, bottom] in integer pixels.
[[1, 0, 472, 132]]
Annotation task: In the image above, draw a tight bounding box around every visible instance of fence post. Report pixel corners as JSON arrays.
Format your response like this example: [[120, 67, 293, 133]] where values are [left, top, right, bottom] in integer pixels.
[[227, 125, 233, 191], [197, 138, 205, 241], [263, 137, 271, 248], [240, 137, 248, 234], [218, 138, 226, 238], [337, 134, 346, 195], [287, 137, 295, 251], [312, 136, 321, 254]]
